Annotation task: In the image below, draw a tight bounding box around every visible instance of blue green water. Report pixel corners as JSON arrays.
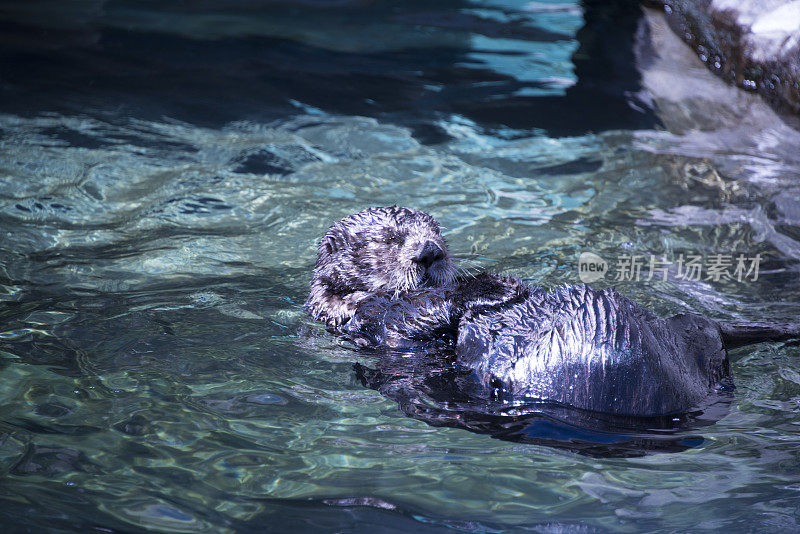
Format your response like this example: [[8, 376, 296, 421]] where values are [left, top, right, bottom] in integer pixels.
[[1, 1, 800, 532]]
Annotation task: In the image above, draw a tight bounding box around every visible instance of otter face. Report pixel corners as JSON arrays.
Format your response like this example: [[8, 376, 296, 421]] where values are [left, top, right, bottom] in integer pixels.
[[307, 206, 456, 325], [320, 206, 455, 292]]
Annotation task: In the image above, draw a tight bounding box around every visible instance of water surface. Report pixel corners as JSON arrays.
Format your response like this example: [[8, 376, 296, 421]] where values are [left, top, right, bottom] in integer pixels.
[[1, 1, 800, 532]]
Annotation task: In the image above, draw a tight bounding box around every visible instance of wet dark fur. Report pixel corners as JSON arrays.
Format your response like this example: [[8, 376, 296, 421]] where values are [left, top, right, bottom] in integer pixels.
[[307, 207, 799, 418]]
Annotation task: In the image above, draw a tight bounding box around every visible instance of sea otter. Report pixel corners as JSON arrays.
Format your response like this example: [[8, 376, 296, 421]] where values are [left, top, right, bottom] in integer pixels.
[[307, 206, 798, 417]]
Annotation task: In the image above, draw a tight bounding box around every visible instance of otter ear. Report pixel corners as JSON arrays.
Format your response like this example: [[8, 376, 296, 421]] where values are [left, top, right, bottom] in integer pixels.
[[324, 235, 339, 255]]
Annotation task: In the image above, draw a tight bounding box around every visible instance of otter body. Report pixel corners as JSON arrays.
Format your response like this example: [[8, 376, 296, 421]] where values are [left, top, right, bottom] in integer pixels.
[[307, 207, 797, 418], [455, 281, 730, 416]]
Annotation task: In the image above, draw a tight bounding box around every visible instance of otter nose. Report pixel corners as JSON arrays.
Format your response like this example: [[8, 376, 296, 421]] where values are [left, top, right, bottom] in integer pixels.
[[412, 241, 445, 269]]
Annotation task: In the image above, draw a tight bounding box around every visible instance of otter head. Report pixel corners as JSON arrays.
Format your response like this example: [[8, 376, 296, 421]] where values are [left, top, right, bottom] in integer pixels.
[[306, 206, 455, 326]]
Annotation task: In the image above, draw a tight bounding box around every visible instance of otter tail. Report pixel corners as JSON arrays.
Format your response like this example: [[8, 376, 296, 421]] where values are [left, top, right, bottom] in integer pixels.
[[718, 321, 800, 349]]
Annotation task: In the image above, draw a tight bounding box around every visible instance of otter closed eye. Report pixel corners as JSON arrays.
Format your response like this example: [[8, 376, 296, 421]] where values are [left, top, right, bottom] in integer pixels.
[[306, 206, 800, 418], [383, 232, 405, 246]]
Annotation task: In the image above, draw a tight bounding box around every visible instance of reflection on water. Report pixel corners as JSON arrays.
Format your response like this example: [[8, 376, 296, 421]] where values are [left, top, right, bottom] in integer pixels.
[[1, 0, 800, 532]]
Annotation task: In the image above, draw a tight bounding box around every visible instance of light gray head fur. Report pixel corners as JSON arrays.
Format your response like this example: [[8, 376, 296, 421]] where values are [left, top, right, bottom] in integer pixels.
[[306, 206, 455, 326]]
